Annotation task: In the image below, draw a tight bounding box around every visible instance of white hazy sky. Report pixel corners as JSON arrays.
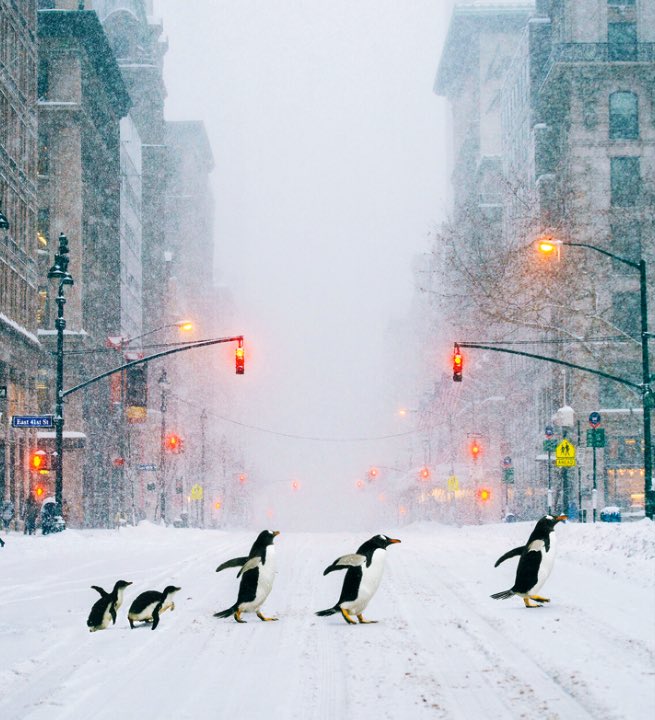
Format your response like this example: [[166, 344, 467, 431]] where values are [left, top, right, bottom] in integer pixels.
[[153, 0, 454, 527]]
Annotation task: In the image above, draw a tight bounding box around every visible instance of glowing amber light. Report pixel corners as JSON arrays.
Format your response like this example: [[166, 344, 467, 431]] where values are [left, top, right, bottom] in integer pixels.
[[478, 488, 491, 502]]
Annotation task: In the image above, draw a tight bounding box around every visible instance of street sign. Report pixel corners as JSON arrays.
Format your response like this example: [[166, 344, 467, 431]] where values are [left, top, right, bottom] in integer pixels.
[[11, 415, 54, 429], [555, 439, 576, 467], [543, 439, 558, 452], [589, 411, 601, 429], [502, 456, 512, 468], [0, 386, 7, 400], [544, 424, 555, 438], [190, 484, 203, 501], [447, 475, 459, 492], [502, 467, 515, 484], [586, 428, 606, 448], [137, 463, 157, 471]]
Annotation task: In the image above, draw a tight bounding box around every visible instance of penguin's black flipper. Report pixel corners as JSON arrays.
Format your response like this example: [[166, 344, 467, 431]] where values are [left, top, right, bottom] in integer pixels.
[[323, 553, 366, 576], [151, 603, 162, 630], [494, 546, 525, 567], [215, 556, 249, 573], [110, 606, 117, 624], [91, 585, 109, 598]]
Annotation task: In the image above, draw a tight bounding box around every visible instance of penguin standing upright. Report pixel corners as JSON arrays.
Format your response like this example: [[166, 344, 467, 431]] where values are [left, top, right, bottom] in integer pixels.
[[491, 514, 567, 608], [316, 534, 401, 625], [86, 580, 133, 631], [128, 585, 181, 630], [213, 530, 279, 623]]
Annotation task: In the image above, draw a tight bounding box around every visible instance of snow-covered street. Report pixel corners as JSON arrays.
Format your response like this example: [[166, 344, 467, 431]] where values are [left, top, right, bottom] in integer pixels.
[[1, 520, 653, 720]]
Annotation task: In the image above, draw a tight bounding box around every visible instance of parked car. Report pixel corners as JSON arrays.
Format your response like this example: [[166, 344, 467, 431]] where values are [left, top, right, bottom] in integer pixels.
[[599, 506, 622, 523], [41, 498, 66, 534]]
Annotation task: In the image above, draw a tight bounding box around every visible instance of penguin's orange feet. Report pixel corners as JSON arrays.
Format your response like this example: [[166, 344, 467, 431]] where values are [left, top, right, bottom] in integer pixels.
[[340, 608, 357, 625], [234, 609, 247, 623], [357, 614, 377, 624], [257, 611, 278, 622], [529, 595, 550, 603], [523, 598, 542, 608]]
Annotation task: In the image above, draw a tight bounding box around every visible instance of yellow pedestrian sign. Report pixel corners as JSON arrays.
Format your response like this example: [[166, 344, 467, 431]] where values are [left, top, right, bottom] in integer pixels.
[[447, 475, 459, 492], [555, 439, 576, 467], [190, 484, 204, 500]]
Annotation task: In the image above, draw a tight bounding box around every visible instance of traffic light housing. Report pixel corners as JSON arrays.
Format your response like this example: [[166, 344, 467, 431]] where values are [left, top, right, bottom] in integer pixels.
[[126, 364, 148, 407], [477, 487, 491, 502], [164, 433, 183, 453], [30, 449, 49, 473], [453, 344, 463, 382], [34, 482, 46, 499], [235, 338, 245, 375], [470, 439, 481, 461]]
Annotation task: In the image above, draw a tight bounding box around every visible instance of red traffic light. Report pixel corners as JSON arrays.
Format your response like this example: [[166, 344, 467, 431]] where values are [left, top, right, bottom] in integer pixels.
[[368, 467, 379, 481], [477, 487, 491, 502], [34, 483, 45, 498], [235, 339, 245, 375], [470, 440, 481, 461], [453, 344, 463, 382], [419, 467, 431, 481], [30, 450, 49, 473], [164, 433, 183, 453], [238, 473, 247, 484], [291, 480, 300, 491]]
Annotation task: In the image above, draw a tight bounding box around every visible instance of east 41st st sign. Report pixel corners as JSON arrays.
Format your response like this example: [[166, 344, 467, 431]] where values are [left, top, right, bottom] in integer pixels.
[[11, 415, 55, 429]]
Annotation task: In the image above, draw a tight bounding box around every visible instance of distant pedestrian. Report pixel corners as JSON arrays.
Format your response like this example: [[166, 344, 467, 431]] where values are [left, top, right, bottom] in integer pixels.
[[23, 494, 38, 535], [1, 500, 15, 531]]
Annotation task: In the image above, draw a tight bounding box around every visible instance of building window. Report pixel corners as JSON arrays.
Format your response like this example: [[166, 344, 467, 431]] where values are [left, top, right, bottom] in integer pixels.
[[611, 221, 641, 274], [608, 22, 637, 61], [609, 91, 639, 139], [610, 156, 640, 206], [608, 0, 635, 5], [37, 59, 49, 100], [612, 291, 640, 339]]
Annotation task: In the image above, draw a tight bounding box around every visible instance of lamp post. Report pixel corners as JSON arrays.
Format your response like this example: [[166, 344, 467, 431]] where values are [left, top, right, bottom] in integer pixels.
[[157, 368, 171, 523], [538, 237, 653, 518], [47, 234, 74, 511]]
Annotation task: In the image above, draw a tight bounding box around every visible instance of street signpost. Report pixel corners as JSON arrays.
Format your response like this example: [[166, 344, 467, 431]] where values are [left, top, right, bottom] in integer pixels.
[[587, 412, 603, 522], [11, 415, 54, 429]]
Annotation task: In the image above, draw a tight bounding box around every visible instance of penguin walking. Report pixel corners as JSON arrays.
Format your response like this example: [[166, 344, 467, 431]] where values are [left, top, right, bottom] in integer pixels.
[[213, 530, 279, 623], [316, 534, 401, 625], [128, 585, 181, 630], [86, 580, 133, 631], [491, 514, 567, 608]]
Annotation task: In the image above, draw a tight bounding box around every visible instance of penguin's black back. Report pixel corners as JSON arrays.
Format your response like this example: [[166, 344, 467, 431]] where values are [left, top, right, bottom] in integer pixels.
[[337, 566, 363, 604], [512, 551, 542, 593], [129, 590, 163, 614], [87, 596, 111, 627], [236, 566, 260, 605]]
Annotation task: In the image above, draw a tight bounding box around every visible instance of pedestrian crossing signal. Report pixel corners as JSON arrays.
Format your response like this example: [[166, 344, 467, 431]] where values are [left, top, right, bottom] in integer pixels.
[[453, 345, 463, 382], [235, 339, 245, 375]]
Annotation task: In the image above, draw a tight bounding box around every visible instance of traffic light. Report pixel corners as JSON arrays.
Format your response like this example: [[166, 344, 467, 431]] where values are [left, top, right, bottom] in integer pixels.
[[126, 364, 148, 407], [238, 473, 247, 485], [470, 439, 481, 461], [367, 467, 379, 481], [235, 338, 245, 375], [214, 501, 222, 510], [34, 483, 46, 499], [419, 467, 431, 481], [477, 487, 491, 502], [453, 344, 463, 382], [164, 433, 183, 453], [291, 480, 300, 491], [30, 449, 49, 473]]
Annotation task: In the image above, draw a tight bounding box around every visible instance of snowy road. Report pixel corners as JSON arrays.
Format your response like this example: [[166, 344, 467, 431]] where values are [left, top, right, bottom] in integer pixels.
[[1, 521, 653, 720]]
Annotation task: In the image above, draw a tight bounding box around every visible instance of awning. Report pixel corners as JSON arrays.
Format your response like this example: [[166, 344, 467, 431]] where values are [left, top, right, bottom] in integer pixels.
[[36, 430, 86, 448]]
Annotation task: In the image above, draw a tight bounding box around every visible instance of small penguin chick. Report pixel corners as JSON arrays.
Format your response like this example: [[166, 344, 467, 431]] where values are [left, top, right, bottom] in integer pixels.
[[128, 585, 181, 630], [491, 514, 566, 608], [87, 580, 133, 632], [316, 534, 400, 624]]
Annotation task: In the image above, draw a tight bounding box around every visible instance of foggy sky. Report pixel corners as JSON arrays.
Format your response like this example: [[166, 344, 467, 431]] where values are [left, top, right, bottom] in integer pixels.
[[154, 0, 453, 528]]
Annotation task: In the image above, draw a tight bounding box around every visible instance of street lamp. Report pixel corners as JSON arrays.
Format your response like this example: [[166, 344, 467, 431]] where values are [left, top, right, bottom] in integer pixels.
[[538, 236, 654, 518], [47, 233, 74, 512], [157, 368, 171, 524]]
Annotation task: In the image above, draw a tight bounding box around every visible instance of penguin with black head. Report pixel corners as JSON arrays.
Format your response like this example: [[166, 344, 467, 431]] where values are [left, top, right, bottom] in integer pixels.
[[87, 579, 132, 631], [316, 534, 401, 624], [128, 585, 181, 630], [491, 514, 567, 608], [214, 530, 279, 623]]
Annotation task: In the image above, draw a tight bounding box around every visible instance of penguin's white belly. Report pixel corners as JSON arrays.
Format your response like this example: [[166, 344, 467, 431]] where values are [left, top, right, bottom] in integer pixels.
[[90, 605, 113, 631], [342, 550, 386, 614], [241, 553, 276, 612], [530, 535, 557, 593], [129, 601, 159, 622]]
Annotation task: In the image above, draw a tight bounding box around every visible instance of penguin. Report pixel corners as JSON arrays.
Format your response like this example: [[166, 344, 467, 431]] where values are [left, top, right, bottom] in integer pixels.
[[491, 514, 567, 608], [214, 530, 279, 623], [127, 585, 181, 630], [315, 534, 401, 624], [86, 580, 133, 631]]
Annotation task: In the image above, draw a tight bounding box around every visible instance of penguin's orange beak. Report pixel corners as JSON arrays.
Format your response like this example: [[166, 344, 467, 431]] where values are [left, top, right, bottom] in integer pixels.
[[388, 538, 401, 544], [555, 515, 567, 523], [272, 530, 280, 537]]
